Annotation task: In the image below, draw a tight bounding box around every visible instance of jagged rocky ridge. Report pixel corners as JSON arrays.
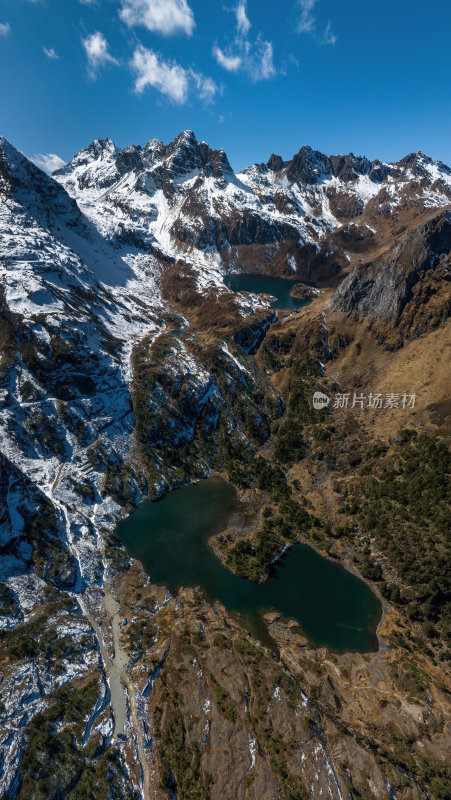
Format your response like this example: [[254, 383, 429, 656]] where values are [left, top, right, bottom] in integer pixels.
[[54, 130, 451, 282]]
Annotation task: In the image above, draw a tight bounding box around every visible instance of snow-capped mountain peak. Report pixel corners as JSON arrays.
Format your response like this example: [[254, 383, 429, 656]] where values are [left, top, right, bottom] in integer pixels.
[[50, 130, 451, 282]]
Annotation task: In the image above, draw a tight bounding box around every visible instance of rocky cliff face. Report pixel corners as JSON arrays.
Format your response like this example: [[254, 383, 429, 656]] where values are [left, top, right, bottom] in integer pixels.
[[331, 209, 451, 344]]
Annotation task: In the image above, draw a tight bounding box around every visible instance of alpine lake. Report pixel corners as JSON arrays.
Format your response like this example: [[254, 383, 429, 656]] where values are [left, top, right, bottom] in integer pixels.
[[223, 272, 313, 310], [117, 477, 381, 653]]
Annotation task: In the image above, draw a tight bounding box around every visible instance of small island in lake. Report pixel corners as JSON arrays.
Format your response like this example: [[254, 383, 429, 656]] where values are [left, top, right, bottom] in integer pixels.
[[290, 282, 320, 300]]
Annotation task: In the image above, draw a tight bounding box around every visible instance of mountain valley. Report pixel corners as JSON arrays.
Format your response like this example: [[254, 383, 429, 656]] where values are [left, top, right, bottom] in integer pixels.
[[0, 130, 449, 800]]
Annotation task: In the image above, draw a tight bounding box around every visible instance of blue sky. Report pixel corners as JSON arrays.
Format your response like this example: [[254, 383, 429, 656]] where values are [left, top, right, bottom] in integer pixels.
[[0, 0, 450, 172]]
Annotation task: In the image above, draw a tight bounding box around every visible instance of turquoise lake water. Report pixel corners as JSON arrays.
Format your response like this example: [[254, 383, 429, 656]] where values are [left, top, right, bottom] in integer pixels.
[[224, 273, 312, 310], [117, 477, 381, 652]]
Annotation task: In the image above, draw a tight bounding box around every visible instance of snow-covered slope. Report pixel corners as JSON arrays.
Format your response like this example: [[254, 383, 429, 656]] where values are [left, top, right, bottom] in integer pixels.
[[0, 135, 170, 591], [0, 131, 283, 615]]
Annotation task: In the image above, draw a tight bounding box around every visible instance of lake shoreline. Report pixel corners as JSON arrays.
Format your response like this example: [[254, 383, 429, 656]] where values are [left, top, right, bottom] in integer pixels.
[[223, 272, 314, 311], [207, 470, 385, 652], [117, 476, 382, 654]]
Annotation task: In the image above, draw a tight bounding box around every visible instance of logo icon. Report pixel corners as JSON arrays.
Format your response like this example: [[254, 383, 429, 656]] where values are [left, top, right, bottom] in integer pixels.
[[313, 391, 330, 410]]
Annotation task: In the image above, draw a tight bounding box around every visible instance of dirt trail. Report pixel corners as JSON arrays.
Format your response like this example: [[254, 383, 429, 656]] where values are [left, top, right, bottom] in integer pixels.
[[102, 590, 129, 739], [102, 587, 151, 800], [51, 432, 104, 494], [77, 588, 150, 798]]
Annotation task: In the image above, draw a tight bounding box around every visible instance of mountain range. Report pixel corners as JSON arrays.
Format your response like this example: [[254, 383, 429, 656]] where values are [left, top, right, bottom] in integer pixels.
[[54, 129, 451, 280]]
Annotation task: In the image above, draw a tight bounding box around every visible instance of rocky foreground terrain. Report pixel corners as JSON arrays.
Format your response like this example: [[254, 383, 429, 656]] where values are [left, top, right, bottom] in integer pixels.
[[0, 131, 449, 799]]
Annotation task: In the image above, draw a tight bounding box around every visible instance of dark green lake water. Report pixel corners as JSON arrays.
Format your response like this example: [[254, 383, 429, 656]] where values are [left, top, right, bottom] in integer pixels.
[[117, 477, 381, 653], [224, 273, 311, 310]]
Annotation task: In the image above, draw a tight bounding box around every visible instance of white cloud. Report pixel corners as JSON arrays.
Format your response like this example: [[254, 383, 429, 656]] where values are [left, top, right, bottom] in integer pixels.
[[0, 22, 10, 37], [235, 1, 251, 37], [43, 46, 59, 60], [212, 46, 241, 73], [322, 21, 337, 46], [130, 45, 217, 105], [120, 0, 195, 37], [296, 0, 318, 34], [191, 71, 218, 103], [131, 46, 188, 102], [82, 32, 119, 79], [295, 0, 336, 44], [213, 3, 276, 82], [252, 38, 276, 80], [31, 153, 66, 173]]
